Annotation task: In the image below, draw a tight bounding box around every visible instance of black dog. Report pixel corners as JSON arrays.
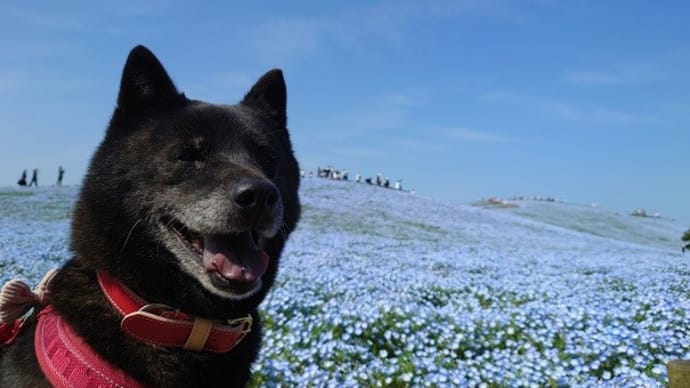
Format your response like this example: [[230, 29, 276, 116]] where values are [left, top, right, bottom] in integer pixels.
[[0, 45, 300, 387]]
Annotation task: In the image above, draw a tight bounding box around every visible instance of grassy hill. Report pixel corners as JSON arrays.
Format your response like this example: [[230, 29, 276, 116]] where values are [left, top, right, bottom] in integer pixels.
[[0, 179, 688, 386], [502, 199, 685, 252]]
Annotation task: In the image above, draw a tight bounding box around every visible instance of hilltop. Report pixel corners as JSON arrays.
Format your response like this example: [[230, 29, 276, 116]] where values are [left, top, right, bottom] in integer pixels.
[[299, 178, 686, 253]]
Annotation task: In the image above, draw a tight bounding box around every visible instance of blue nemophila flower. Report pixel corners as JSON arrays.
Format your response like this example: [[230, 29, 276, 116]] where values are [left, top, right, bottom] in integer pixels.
[[3, 181, 689, 387]]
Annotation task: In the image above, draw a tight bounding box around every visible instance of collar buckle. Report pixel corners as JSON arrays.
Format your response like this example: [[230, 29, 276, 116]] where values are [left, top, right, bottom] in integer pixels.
[[227, 314, 253, 335]]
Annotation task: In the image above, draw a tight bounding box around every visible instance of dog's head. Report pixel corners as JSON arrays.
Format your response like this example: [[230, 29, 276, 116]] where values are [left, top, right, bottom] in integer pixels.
[[71, 46, 300, 317]]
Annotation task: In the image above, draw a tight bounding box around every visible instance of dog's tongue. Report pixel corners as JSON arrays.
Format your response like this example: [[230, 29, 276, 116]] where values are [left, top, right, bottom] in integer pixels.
[[202, 234, 268, 283]]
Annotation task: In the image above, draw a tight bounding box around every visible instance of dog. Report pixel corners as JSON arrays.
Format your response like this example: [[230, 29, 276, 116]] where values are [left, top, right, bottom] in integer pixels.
[[0, 45, 300, 387]]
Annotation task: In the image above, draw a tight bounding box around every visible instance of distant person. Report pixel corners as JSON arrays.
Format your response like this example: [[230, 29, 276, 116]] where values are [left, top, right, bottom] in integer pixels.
[[17, 170, 27, 186], [383, 178, 390, 188], [394, 179, 402, 190], [57, 166, 65, 186], [29, 169, 38, 187], [355, 174, 361, 183], [376, 173, 381, 186]]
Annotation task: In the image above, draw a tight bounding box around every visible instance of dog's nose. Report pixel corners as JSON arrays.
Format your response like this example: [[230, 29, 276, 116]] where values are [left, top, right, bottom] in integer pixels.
[[231, 178, 280, 214]]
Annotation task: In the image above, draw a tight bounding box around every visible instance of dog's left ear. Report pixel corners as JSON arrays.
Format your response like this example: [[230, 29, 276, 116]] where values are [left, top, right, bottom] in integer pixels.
[[117, 45, 183, 113], [242, 69, 287, 128]]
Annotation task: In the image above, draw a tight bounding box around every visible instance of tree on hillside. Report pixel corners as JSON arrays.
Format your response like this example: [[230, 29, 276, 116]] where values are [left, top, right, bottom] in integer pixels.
[[683, 228, 690, 253]]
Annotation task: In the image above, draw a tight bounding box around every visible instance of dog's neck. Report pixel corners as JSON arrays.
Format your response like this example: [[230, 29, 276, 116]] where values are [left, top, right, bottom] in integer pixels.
[[47, 259, 260, 386], [96, 270, 252, 353]]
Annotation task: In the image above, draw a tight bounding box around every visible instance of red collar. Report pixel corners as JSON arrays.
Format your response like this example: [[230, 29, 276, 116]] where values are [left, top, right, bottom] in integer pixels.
[[96, 271, 252, 353]]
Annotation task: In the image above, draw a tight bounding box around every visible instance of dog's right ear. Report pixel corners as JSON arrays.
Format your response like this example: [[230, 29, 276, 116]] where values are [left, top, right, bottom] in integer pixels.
[[116, 45, 183, 113], [242, 69, 287, 128]]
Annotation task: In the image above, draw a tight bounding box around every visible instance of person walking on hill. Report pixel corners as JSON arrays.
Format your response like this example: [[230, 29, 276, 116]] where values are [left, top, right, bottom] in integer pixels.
[[17, 170, 27, 186], [57, 166, 65, 186], [29, 169, 38, 187]]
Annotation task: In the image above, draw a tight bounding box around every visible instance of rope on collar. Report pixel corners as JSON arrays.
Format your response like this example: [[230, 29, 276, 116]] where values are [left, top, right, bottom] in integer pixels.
[[0, 269, 57, 324], [0, 269, 57, 346], [96, 270, 252, 353]]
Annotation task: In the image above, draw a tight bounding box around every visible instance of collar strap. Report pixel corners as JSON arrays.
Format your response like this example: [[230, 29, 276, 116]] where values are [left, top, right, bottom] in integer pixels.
[[96, 271, 252, 353]]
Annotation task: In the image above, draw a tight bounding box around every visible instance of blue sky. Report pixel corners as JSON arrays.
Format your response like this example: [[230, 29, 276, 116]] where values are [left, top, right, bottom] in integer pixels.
[[1, 1, 688, 224]]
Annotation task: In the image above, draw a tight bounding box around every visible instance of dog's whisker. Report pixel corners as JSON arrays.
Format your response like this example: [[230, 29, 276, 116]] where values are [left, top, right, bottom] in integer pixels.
[[279, 223, 288, 240], [120, 219, 142, 252]]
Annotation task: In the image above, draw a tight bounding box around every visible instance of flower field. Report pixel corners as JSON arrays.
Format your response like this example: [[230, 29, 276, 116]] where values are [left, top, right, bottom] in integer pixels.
[[1, 180, 688, 387]]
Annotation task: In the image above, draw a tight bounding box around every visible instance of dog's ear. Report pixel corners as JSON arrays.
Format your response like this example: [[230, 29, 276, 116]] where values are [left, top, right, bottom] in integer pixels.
[[242, 69, 287, 128], [117, 45, 182, 113]]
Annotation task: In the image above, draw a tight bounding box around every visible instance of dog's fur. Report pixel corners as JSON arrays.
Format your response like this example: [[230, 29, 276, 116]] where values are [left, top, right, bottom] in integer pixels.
[[0, 45, 300, 387]]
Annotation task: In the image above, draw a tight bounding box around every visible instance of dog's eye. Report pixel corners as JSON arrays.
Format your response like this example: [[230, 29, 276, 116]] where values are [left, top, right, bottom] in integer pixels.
[[177, 147, 204, 162]]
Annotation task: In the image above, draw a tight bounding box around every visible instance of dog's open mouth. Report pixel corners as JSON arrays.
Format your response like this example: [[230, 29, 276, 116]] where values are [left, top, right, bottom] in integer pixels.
[[162, 216, 269, 294]]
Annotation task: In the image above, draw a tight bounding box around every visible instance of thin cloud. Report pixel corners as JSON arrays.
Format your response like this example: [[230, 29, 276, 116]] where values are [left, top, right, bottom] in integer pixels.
[[343, 108, 408, 131], [563, 70, 632, 86], [0, 40, 81, 60], [303, 91, 421, 144], [332, 145, 390, 159], [376, 92, 427, 107], [336, 90, 425, 132], [541, 100, 663, 125], [252, 19, 324, 61], [100, 0, 176, 16], [187, 71, 255, 98], [478, 90, 520, 103], [480, 90, 663, 125], [2, 5, 85, 31], [250, 0, 542, 62], [563, 64, 665, 86], [216, 71, 255, 90], [562, 49, 690, 89], [388, 137, 449, 152], [250, 2, 424, 61], [444, 127, 513, 143], [0, 69, 85, 93], [25, 13, 83, 31]]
